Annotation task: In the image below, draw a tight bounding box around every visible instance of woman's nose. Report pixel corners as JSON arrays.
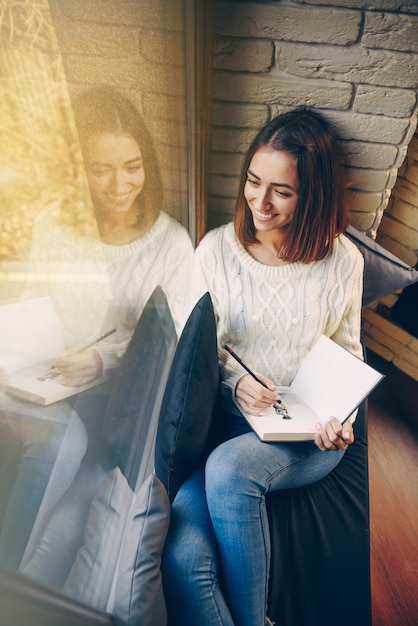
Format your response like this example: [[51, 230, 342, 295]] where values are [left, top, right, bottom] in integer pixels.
[[253, 188, 271, 210], [110, 169, 128, 191]]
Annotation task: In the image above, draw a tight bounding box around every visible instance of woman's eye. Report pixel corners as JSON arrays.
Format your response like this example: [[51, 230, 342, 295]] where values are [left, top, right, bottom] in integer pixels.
[[90, 168, 110, 177], [91, 169, 109, 176], [246, 177, 259, 187], [275, 189, 291, 198]]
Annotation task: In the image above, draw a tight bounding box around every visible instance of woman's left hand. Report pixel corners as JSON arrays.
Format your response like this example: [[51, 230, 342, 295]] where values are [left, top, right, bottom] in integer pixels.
[[54, 348, 103, 387], [314, 417, 354, 452]]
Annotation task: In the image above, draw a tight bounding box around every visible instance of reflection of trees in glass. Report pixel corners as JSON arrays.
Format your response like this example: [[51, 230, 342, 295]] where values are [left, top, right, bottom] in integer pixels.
[[0, 0, 95, 262]]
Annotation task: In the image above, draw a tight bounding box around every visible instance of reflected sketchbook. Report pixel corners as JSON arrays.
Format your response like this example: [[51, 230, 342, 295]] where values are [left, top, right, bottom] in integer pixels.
[[238, 335, 384, 442], [0, 296, 106, 405]]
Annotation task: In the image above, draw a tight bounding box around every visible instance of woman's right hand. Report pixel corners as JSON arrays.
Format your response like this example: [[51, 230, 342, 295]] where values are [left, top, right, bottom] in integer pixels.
[[235, 374, 279, 416], [54, 348, 103, 387]]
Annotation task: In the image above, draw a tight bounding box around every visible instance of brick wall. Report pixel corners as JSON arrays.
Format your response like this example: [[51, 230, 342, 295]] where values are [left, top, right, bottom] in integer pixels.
[[208, 0, 418, 379]]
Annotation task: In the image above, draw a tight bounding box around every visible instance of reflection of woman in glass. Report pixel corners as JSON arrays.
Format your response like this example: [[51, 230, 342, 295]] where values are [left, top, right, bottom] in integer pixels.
[[0, 86, 193, 569]]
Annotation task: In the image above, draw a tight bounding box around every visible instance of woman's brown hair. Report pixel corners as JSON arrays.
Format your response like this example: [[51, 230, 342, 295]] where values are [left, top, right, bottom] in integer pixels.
[[234, 108, 350, 263], [72, 86, 162, 227]]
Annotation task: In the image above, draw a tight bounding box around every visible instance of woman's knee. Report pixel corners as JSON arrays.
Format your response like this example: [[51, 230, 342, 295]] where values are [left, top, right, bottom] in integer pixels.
[[205, 435, 257, 496]]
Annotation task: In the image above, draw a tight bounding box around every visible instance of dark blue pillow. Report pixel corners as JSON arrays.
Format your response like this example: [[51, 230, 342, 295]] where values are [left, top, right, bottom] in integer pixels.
[[103, 286, 177, 489], [345, 226, 418, 307], [154, 292, 219, 502]]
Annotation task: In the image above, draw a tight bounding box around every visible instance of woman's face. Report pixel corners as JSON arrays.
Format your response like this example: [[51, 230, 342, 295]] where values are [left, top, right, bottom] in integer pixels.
[[84, 133, 145, 216], [244, 148, 299, 235]]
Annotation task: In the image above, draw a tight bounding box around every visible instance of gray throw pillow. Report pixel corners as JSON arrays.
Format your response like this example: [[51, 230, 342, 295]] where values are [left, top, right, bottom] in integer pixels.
[[112, 472, 170, 626], [345, 226, 418, 306], [63, 467, 133, 610]]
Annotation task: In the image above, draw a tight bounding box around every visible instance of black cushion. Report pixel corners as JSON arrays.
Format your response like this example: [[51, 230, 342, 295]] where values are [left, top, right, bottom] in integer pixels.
[[103, 286, 177, 489], [266, 338, 371, 626], [154, 292, 219, 503]]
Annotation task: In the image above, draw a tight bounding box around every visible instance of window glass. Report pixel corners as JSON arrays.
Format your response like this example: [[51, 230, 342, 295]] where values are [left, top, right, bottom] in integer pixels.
[[0, 0, 199, 613]]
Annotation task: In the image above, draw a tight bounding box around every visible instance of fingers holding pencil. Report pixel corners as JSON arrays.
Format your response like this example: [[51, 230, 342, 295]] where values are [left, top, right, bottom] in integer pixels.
[[38, 329, 116, 385]]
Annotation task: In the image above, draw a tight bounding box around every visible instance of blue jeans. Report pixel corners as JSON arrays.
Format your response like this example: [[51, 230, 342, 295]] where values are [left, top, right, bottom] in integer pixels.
[[163, 404, 345, 626], [0, 393, 88, 569]]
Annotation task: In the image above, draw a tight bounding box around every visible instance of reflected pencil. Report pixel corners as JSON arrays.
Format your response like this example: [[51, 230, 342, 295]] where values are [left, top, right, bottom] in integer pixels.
[[38, 329, 117, 381]]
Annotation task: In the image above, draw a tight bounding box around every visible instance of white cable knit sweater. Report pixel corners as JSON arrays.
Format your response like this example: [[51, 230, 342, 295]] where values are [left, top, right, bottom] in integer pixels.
[[26, 211, 194, 372], [193, 222, 364, 393]]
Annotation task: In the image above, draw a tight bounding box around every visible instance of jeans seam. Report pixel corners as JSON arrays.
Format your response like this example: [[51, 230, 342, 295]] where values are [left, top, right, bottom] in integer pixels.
[[264, 445, 321, 493]]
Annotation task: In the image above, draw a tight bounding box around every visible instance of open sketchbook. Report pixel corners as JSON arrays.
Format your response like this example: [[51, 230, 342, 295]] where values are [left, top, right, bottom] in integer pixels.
[[0, 296, 106, 406], [238, 335, 384, 441]]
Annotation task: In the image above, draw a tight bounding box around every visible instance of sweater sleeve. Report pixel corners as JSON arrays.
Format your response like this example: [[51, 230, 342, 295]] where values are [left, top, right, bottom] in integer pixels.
[[329, 243, 364, 362], [193, 230, 246, 395]]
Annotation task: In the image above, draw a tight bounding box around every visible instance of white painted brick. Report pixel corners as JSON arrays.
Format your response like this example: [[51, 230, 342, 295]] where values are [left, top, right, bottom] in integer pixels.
[[347, 190, 385, 214], [208, 197, 235, 217], [350, 213, 379, 231], [321, 110, 410, 145], [213, 70, 353, 108], [363, 13, 418, 53], [212, 102, 269, 128], [345, 167, 392, 193], [143, 93, 185, 122], [341, 141, 398, 169], [56, 0, 181, 28], [141, 30, 184, 65], [211, 152, 245, 176], [293, 0, 409, 9], [275, 43, 418, 89], [214, 3, 361, 45], [354, 86, 417, 118], [214, 37, 273, 73], [210, 174, 239, 198], [211, 126, 255, 153], [403, 118, 418, 145], [52, 17, 138, 57], [63, 55, 184, 96]]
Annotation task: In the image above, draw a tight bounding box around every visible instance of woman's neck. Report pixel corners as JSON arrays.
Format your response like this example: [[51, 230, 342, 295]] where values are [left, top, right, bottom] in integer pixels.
[[95, 206, 153, 245], [247, 230, 290, 266]]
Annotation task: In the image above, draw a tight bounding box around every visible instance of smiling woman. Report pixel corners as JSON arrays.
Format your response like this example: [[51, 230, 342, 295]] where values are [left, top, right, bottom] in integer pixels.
[[162, 108, 363, 626]]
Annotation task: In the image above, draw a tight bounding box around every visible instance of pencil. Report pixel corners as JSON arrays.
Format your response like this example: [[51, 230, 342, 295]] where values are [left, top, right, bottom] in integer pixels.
[[38, 329, 117, 380], [223, 344, 287, 413]]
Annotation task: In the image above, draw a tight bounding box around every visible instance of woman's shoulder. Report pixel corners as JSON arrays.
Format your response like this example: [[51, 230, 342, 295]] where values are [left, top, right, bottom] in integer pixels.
[[157, 211, 188, 234], [197, 222, 233, 252], [30, 208, 67, 244], [149, 212, 193, 246], [334, 232, 364, 266]]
